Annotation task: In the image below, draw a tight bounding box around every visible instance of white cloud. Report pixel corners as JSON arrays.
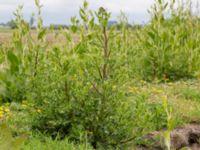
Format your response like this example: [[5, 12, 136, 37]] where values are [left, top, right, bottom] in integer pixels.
[[0, 0, 199, 25], [90, 0, 154, 13]]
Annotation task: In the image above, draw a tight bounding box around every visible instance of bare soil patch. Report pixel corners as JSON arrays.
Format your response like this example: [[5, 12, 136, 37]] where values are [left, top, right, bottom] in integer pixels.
[[137, 124, 200, 150], [0, 31, 79, 46]]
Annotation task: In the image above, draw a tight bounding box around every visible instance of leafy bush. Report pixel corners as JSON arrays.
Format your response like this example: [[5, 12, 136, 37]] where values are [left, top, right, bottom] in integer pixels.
[[132, 0, 200, 80], [0, 3, 47, 103], [130, 94, 167, 144], [30, 1, 134, 149]]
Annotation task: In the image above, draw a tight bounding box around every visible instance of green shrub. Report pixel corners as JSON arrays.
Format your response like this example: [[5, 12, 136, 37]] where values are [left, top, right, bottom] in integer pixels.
[[131, 0, 200, 80], [30, 1, 134, 149], [0, 5, 37, 103], [130, 94, 167, 144]]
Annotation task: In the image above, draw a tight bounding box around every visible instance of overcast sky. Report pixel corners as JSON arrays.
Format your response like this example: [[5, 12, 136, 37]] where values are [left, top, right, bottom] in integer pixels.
[[0, 0, 199, 25]]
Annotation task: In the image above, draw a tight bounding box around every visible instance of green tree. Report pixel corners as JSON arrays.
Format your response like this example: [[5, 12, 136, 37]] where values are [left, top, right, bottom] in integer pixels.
[[6, 20, 17, 29], [29, 14, 35, 28]]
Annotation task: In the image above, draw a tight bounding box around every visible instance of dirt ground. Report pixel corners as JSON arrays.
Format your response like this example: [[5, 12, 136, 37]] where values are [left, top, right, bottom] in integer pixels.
[[137, 124, 200, 150], [0, 31, 79, 46], [0, 32, 12, 44]]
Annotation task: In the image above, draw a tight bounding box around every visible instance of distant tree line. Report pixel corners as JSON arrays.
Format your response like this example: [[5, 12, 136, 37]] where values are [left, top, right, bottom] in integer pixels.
[[0, 20, 17, 29], [0, 18, 142, 30], [0, 16, 35, 29]]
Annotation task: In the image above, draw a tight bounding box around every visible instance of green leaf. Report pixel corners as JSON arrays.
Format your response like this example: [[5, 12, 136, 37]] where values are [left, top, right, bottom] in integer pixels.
[[7, 51, 20, 74], [148, 31, 155, 40], [71, 25, 78, 33], [38, 28, 46, 40], [164, 3, 168, 10], [7, 51, 19, 66], [83, 0, 88, 9], [35, 0, 40, 7]]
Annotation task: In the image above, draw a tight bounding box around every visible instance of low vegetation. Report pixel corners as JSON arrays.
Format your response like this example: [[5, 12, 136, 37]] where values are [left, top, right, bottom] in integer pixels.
[[0, 0, 200, 149]]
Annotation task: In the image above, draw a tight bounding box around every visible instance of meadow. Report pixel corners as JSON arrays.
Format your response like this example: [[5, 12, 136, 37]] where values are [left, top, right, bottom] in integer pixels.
[[1, 0, 200, 149]]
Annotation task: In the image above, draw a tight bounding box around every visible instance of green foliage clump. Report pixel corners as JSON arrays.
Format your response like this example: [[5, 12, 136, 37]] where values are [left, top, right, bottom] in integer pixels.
[[1, 0, 200, 149], [132, 0, 200, 80], [28, 1, 134, 149]]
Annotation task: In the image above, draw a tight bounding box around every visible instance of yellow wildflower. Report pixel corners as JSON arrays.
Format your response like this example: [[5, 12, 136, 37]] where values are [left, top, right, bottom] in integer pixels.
[[22, 104, 27, 108], [0, 111, 4, 118], [112, 85, 117, 90], [152, 87, 163, 94], [4, 108, 10, 113], [0, 107, 3, 111], [128, 86, 139, 93], [37, 109, 41, 113]]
